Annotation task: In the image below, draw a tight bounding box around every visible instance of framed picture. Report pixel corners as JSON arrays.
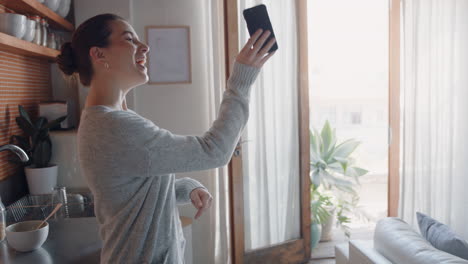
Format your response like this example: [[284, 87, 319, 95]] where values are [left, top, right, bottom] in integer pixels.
[[145, 26, 192, 84]]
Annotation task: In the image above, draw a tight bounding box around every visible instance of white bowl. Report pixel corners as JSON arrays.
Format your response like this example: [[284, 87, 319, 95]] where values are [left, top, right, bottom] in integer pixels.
[[0, 13, 26, 39], [57, 0, 71, 17], [22, 19, 36, 42], [6, 221, 49, 252], [44, 0, 61, 12]]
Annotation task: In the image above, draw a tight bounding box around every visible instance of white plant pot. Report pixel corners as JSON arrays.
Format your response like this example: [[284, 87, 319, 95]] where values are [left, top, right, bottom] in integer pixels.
[[320, 207, 336, 242], [25, 164, 58, 195]]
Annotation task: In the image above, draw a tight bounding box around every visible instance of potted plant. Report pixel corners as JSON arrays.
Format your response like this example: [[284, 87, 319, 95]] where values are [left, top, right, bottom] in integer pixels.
[[9, 105, 67, 195], [310, 184, 332, 249], [310, 120, 368, 240]]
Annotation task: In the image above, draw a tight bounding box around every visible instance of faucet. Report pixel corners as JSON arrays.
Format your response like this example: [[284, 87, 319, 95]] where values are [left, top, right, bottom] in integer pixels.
[[0, 144, 29, 162]]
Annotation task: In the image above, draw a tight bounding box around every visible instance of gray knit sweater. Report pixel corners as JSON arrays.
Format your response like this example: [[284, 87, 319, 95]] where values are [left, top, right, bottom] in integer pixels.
[[77, 62, 260, 264]]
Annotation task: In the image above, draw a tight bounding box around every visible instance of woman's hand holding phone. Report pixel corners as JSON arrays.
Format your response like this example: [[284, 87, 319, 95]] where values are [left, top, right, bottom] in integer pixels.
[[236, 29, 276, 68]]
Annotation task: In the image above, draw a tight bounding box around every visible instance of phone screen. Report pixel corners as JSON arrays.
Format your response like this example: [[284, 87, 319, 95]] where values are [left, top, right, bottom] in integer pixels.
[[243, 4, 278, 53]]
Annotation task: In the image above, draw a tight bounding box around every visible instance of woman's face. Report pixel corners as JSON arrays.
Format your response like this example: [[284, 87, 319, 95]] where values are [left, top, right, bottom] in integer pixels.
[[99, 19, 150, 88]]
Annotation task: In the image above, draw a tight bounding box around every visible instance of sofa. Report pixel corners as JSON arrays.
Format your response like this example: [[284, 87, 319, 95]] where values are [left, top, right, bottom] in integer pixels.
[[335, 217, 468, 264]]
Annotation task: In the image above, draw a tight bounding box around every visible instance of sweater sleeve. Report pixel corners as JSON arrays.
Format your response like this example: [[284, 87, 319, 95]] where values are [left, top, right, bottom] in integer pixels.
[[105, 62, 260, 177], [174, 177, 206, 204]]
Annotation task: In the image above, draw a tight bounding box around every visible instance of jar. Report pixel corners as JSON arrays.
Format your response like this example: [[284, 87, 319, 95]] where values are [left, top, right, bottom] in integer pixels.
[[40, 18, 48, 46], [31, 15, 42, 45], [55, 34, 64, 50], [47, 32, 56, 49], [0, 196, 6, 242]]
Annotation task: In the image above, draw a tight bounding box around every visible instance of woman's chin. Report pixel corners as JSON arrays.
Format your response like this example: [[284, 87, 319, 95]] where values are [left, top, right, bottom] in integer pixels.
[[135, 69, 149, 85], [133, 77, 148, 86]]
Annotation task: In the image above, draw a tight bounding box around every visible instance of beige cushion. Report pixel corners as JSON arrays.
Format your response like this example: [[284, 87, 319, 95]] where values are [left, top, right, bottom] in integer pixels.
[[374, 217, 468, 264]]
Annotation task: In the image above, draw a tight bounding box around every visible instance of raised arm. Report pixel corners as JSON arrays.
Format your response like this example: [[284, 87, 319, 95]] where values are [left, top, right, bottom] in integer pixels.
[[107, 29, 276, 177]]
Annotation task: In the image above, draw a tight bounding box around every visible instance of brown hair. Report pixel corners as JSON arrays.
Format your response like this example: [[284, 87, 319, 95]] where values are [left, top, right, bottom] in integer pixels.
[[56, 13, 124, 86]]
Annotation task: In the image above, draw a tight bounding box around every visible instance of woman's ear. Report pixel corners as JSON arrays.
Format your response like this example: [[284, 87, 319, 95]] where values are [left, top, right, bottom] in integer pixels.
[[89, 47, 106, 64]]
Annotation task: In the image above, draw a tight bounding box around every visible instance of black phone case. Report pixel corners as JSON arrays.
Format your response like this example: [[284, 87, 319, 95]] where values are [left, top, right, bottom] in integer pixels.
[[243, 4, 278, 53]]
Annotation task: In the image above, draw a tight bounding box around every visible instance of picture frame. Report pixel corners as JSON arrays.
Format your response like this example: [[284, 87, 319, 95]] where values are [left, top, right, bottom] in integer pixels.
[[145, 26, 192, 84]]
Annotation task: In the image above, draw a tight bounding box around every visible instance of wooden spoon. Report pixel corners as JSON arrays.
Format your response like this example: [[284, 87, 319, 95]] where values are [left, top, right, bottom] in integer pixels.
[[36, 203, 63, 230]]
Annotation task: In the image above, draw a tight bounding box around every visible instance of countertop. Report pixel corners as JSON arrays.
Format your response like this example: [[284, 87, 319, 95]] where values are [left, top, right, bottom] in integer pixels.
[[1, 194, 194, 264], [0, 217, 102, 264]]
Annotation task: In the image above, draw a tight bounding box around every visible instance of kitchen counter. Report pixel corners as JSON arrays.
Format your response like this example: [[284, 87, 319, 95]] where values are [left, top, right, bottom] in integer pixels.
[[1, 195, 194, 264], [0, 217, 102, 264]]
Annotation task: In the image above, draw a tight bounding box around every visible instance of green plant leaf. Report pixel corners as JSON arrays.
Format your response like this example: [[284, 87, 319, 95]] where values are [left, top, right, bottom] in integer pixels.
[[323, 129, 338, 163], [35, 117, 48, 130], [310, 130, 317, 152], [344, 167, 357, 177], [18, 105, 33, 126], [325, 176, 354, 189], [310, 144, 319, 163], [344, 167, 368, 185], [15, 116, 36, 136], [328, 162, 344, 172], [310, 129, 324, 162], [33, 138, 51, 168], [37, 128, 49, 141], [318, 169, 336, 189], [320, 121, 333, 156], [348, 157, 357, 167], [333, 156, 348, 164], [311, 188, 332, 224], [332, 139, 360, 159], [312, 128, 324, 156], [352, 167, 368, 177], [311, 169, 321, 187], [328, 161, 347, 176]]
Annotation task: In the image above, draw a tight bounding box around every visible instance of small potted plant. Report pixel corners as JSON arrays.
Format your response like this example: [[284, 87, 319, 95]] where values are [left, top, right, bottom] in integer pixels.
[[310, 184, 331, 249], [10, 105, 67, 195], [310, 120, 369, 240]]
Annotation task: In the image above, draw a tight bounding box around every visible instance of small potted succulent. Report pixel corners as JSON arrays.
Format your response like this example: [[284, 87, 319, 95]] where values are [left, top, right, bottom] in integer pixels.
[[10, 105, 67, 194], [310, 184, 332, 249]]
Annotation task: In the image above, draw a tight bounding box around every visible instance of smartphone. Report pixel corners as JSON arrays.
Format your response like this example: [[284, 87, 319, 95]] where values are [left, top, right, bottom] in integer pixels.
[[243, 4, 278, 53]]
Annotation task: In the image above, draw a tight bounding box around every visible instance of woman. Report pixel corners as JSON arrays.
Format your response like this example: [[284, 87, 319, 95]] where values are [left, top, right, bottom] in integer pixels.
[[57, 13, 275, 263]]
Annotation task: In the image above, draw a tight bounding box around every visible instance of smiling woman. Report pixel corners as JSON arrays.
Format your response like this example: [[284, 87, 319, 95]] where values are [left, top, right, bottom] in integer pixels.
[[55, 13, 276, 264], [57, 14, 150, 108]]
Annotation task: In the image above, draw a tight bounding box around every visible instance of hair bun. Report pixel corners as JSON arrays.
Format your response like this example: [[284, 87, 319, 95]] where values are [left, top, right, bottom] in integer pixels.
[[56, 42, 77, 76]]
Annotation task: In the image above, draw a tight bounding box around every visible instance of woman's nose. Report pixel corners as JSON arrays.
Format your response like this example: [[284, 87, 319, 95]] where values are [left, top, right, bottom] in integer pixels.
[[140, 43, 150, 54]]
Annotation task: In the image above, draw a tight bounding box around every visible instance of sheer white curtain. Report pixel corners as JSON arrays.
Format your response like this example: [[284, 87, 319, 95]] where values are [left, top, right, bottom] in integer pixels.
[[238, 0, 301, 250], [195, 1, 231, 263], [399, 0, 468, 239]]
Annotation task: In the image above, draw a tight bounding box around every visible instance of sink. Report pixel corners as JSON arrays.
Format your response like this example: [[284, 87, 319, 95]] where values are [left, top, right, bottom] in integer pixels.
[[6, 189, 95, 225]]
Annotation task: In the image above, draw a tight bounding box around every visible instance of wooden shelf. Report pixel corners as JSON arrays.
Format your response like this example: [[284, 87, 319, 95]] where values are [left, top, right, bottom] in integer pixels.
[[0, 0, 74, 32], [0, 32, 59, 60]]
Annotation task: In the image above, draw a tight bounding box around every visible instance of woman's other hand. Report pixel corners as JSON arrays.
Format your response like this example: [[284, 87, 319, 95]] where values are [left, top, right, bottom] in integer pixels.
[[190, 188, 213, 219], [236, 29, 277, 68]]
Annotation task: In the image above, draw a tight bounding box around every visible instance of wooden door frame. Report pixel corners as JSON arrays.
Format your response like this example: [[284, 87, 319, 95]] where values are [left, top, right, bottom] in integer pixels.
[[224, 0, 311, 263], [388, 0, 400, 217]]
